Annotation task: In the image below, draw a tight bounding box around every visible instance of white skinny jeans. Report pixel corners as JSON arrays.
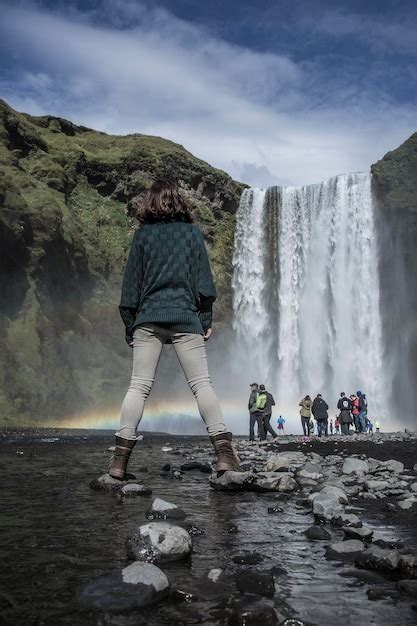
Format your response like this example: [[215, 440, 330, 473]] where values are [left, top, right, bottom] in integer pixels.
[[116, 324, 227, 440]]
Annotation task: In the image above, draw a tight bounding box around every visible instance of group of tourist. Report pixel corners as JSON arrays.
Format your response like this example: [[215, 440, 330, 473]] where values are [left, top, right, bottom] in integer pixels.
[[247, 384, 381, 440], [248, 383, 286, 441], [299, 391, 379, 437]]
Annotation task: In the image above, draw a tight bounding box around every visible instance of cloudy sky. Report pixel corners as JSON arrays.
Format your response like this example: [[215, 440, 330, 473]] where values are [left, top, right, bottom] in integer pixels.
[[1, 0, 416, 186]]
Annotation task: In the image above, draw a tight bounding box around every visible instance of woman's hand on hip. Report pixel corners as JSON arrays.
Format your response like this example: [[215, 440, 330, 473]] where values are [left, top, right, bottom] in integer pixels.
[[204, 328, 212, 341]]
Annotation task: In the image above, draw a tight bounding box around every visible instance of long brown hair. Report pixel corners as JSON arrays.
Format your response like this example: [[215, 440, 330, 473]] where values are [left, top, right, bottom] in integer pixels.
[[136, 179, 193, 224]]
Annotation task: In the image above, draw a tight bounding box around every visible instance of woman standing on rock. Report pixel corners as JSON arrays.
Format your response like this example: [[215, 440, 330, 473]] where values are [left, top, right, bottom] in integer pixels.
[[299, 395, 312, 436], [108, 179, 241, 480]]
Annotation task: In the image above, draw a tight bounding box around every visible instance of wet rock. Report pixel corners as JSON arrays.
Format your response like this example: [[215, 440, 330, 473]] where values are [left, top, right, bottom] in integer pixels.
[[162, 463, 171, 471], [207, 568, 225, 583], [360, 492, 378, 500], [342, 457, 369, 475], [277, 475, 298, 492], [398, 498, 416, 510], [264, 455, 290, 472], [313, 496, 344, 520], [180, 461, 212, 473], [234, 569, 275, 598], [367, 458, 382, 473], [398, 579, 417, 598], [313, 485, 348, 504], [89, 473, 138, 492], [270, 565, 288, 577], [78, 561, 169, 612], [331, 513, 362, 528], [120, 483, 152, 497], [126, 522, 192, 563], [364, 479, 390, 492], [304, 525, 331, 540], [296, 477, 319, 489], [265, 452, 305, 472], [380, 459, 404, 473], [296, 466, 323, 481], [342, 525, 373, 542], [256, 475, 283, 491], [326, 540, 366, 560], [146, 497, 186, 520], [400, 555, 417, 578], [232, 553, 264, 565], [355, 545, 401, 573], [186, 524, 205, 536], [209, 471, 257, 491]]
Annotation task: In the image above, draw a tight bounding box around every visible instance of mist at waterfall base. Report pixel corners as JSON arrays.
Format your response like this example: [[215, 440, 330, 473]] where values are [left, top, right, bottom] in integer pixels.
[[232, 171, 413, 431]]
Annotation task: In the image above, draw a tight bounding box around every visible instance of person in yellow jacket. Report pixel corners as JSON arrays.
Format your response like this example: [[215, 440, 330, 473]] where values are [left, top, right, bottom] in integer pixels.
[[299, 395, 312, 436]]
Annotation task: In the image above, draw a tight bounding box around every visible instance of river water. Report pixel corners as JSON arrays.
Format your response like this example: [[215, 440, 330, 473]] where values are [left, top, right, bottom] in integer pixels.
[[1, 430, 415, 625]]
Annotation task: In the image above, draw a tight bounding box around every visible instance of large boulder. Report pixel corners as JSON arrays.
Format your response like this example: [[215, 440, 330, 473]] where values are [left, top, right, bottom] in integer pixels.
[[77, 561, 169, 612], [126, 522, 192, 563]]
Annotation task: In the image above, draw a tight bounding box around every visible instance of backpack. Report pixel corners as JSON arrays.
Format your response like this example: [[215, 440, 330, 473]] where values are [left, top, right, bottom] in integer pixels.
[[360, 396, 368, 411], [256, 392, 268, 410], [341, 398, 350, 410]]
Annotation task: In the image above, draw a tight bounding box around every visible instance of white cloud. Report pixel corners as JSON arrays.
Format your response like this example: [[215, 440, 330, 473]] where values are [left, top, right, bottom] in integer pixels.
[[1, 2, 416, 186]]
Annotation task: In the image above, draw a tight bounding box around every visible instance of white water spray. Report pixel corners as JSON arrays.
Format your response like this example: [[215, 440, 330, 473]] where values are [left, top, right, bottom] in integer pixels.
[[232, 172, 387, 417]]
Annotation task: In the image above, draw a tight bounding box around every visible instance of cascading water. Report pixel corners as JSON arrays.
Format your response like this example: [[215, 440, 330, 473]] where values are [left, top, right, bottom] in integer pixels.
[[232, 172, 388, 418]]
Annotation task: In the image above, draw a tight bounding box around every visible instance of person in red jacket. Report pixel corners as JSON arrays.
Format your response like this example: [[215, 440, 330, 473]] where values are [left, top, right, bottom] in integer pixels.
[[350, 394, 360, 432]]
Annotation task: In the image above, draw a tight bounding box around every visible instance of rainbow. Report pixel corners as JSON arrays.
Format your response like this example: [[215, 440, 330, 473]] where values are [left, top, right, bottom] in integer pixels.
[[41, 398, 393, 433], [41, 397, 304, 433]]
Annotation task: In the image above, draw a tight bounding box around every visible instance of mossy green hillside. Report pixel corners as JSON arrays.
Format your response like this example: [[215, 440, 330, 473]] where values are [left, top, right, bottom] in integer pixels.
[[0, 99, 246, 425]]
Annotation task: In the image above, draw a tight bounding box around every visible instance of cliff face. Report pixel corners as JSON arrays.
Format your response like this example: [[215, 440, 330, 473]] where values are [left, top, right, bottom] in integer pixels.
[[0, 100, 246, 425], [371, 133, 417, 419]]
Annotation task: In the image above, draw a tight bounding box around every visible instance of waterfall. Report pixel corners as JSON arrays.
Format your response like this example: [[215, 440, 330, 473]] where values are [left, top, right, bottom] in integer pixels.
[[232, 172, 388, 418]]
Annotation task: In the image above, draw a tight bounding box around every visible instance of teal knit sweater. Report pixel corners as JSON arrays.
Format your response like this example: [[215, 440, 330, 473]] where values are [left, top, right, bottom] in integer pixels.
[[119, 220, 217, 339]]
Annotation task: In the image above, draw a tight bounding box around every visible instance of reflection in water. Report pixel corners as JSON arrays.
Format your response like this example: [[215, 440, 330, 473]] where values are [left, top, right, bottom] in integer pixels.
[[0, 430, 415, 625]]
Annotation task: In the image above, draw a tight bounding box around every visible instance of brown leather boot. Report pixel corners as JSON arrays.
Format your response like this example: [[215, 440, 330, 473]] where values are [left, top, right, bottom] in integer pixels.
[[108, 436, 137, 480], [210, 432, 242, 476]]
